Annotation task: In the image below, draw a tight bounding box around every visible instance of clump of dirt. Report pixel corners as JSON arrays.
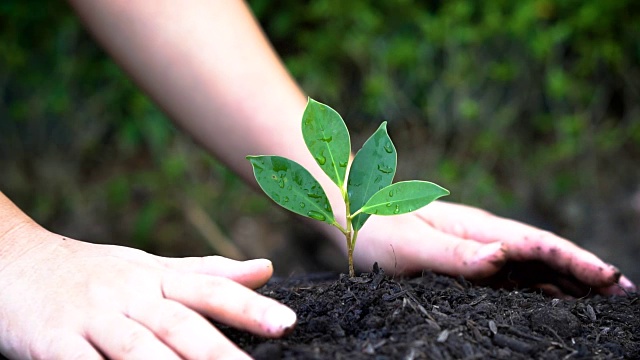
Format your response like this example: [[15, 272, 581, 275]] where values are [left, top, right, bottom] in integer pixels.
[[221, 265, 640, 359]]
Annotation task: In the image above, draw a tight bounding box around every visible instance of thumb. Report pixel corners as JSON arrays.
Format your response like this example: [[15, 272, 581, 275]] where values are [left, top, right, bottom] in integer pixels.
[[373, 231, 507, 279]]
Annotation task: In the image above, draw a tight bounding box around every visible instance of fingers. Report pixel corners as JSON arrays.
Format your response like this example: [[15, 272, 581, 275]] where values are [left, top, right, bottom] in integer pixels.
[[482, 220, 620, 288], [416, 203, 632, 290], [161, 272, 296, 338], [358, 214, 507, 279], [86, 314, 180, 360], [619, 275, 638, 292], [599, 275, 638, 296], [474, 260, 596, 298], [157, 256, 273, 289], [399, 235, 507, 279], [127, 299, 251, 360]]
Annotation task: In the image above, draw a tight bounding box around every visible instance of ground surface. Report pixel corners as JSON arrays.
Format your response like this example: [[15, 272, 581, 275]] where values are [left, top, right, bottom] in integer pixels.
[[222, 265, 640, 360]]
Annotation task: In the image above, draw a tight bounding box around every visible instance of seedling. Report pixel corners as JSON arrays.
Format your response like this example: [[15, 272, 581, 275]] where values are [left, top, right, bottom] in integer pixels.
[[247, 98, 449, 277]]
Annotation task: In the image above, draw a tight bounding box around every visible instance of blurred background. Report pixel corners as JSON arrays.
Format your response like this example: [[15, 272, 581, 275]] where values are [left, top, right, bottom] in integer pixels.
[[1, 0, 639, 282]]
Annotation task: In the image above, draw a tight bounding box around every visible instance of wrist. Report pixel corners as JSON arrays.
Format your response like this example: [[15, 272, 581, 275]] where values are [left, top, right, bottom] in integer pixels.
[[0, 192, 48, 268]]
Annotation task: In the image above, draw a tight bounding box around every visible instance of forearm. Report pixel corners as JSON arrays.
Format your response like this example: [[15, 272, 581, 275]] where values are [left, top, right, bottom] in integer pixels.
[[67, 1, 306, 180], [67, 0, 347, 234]]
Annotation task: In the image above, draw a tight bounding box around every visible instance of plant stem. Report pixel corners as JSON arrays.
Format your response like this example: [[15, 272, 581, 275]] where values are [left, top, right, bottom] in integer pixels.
[[349, 230, 359, 277], [347, 235, 355, 277], [345, 213, 355, 277], [342, 185, 356, 277]]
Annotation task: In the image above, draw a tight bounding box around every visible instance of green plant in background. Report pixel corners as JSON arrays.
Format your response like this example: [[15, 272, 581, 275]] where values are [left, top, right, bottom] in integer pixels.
[[247, 98, 449, 277]]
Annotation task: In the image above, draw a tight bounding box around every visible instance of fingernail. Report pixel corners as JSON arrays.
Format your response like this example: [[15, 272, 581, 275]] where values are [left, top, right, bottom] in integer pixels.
[[245, 258, 273, 269], [264, 305, 297, 336], [608, 264, 621, 281], [474, 242, 504, 262], [619, 275, 637, 292]]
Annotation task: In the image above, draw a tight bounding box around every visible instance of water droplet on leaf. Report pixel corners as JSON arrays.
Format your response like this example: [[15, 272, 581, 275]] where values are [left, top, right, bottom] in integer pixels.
[[339, 161, 348, 168], [384, 142, 393, 153], [307, 210, 326, 221], [252, 162, 265, 173], [304, 118, 313, 127], [299, 203, 306, 208], [320, 136, 333, 142], [377, 164, 393, 174], [316, 155, 327, 165], [394, 205, 400, 214], [388, 190, 394, 197]]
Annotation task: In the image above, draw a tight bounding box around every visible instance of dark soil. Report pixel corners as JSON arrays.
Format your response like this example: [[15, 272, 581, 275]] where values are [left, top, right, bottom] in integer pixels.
[[221, 264, 640, 360]]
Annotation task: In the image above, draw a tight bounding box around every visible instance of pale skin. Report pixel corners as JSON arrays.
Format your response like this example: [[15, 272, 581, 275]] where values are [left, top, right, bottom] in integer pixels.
[[0, 0, 635, 359]]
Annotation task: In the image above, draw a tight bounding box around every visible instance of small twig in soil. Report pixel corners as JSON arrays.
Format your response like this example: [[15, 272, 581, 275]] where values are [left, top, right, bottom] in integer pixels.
[[492, 333, 534, 354], [506, 326, 544, 342], [403, 291, 433, 319], [562, 349, 580, 360], [452, 276, 466, 290], [469, 294, 487, 306], [542, 324, 578, 356], [576, 287, 592, 300], [382, 290, 407, 301], [342, 288, 360, 303]]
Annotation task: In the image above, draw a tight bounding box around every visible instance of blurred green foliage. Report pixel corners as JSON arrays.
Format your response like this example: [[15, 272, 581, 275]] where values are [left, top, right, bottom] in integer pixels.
[[251, 0, 640, 277], [0, 1, 273, 256], [252, 0, 640, 210], [1, 1, 639, 271]]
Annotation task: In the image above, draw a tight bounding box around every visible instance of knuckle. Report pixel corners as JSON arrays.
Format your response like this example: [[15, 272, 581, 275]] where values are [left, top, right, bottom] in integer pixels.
[[154, 307, 193, 339], [119, 326, 152, 355], [452, 241, 471, 261]]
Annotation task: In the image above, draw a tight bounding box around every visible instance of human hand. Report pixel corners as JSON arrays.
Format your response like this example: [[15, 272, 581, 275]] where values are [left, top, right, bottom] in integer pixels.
[[0, 224, 295, 360], [351, 201, 636, 298]]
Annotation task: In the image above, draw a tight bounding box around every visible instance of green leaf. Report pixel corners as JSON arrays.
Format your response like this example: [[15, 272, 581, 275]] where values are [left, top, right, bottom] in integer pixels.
[[302, 98, 351, 188], [347, 122, 396, 230], [247, 155, 335, 224], [360, 180, 449, 216]]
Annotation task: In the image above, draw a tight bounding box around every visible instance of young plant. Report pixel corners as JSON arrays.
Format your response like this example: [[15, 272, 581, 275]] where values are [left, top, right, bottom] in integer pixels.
[[247, 98, 449, 277]]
